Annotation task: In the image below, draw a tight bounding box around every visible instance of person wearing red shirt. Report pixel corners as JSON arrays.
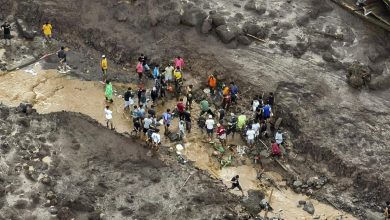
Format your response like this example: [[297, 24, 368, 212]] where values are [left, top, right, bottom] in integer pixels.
[[176, 98, 185, 120], [216, 123, 227, 147], [271, 140, 282, 157]]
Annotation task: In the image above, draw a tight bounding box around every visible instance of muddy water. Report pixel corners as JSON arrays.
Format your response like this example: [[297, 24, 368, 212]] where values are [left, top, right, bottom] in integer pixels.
[[0, 66, 356, 219]]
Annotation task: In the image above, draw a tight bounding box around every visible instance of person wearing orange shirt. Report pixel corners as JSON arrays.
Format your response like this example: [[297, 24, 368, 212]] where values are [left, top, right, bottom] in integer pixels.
[[208, 74, 217, 96]]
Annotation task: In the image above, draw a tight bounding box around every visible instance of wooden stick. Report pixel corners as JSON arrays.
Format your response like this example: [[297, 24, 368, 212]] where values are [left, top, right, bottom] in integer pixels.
[[178, 172, 195, 192], [259, 139, 269, 151], [246, 34, 266, 43]]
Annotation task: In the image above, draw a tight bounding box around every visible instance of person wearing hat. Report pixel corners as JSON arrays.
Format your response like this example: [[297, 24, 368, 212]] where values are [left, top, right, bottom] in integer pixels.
[[216, 123, 227, 147], [205, 115, 215, 142], [101, 55, 108, 82]]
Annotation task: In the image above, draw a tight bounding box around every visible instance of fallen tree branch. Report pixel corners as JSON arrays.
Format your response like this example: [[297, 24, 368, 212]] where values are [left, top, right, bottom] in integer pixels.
[[178, 171, 196, 192]]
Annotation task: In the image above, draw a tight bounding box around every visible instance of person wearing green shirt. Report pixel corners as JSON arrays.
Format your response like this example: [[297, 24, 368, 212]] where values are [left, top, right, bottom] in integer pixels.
[[199, 99, 214, 117], [237, 114, 247, 130], [105, 80, 113, 103]]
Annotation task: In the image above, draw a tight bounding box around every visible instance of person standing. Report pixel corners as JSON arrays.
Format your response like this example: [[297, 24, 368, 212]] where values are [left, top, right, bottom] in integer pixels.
[[174, 56, 185, 70], [105, 80, 113, 103], [227, 113, 238, 138], [151, 129, 161, 151], [184, 110, 192, 133], [143, 116, 153, 140], [101, 55, 108, 82], [246, 126, 256, 148], [42, 21, 53, 42], [205, 115, 215, 142], [271, 140, 282, 157], [176, 98, 185, 120], [136, 61, 144, 81], [162, 109, 172, 135], [151, 87, 158, 105], [229, 175, 244, 196], [208, 75, 217, 96], [199, 99, 215, 117], [186, 85, 193, 110], [252, 96, 260, 112], [104, 105, 114, 130], [165, 63, 174, 84], [138, 54, 150, 74], [263, 103, 272, 119], [216, 123, 227, 147], [384, 201, 389, 220], [57, 46, 67, 73], [230, 82, 239, 104], [178, 120, 186, 139], [268, 92, 274, 107], [275, 129, 283, 145], [153, 64, 160, 79], [218, 108, 225, 123], [252, 121, 261, 140], [1, 21, 11, 45], [124, 87, 134, 111]]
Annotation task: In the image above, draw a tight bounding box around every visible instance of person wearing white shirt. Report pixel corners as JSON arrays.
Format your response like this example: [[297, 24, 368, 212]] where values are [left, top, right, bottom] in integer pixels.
[[104, 105, 114, 130], [151, 130, 161, 151], [205, 115, 215, 141], [252, 98, 260, 112], [252, 122, 260, 138], [275, 129, 283, 145], [246, 127, 256, 147]]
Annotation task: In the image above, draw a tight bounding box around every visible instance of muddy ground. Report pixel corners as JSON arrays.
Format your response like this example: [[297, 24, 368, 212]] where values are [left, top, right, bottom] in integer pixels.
[[0, 0, 390, 219], [0, 104, 247, 220]]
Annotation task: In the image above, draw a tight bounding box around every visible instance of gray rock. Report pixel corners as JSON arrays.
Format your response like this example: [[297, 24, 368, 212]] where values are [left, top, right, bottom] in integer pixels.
[[365, 210, 384, 220], [14, 200, 28, 209], [298, 200, 306, 205], [256, 7, 266, 15], [181, 7, 207, 27], [216, 25, 241, 43], [322, 52, 335, 63], [244, 0, 257, 10], [242, 22, 262, 35], [303, 201, 315, 215], [201, 17, 213, 34], [293, 180, 303, 188], [296, 15, 310, 26], [211, 14, 226, 27], [49, 206, 58, 214], [237, 35, 251, 45], [15, 19, 36, 40]]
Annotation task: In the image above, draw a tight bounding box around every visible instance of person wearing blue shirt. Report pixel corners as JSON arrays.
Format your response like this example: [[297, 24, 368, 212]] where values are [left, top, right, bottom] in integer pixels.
[[230, 82, 239, 104], [162, 109, 172, 134], [153, 64, 160, 79], [263, 103, 272, 119]]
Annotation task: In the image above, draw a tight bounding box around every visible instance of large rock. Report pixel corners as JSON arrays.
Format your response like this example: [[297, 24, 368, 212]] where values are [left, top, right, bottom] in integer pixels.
[[210, 14, 226, 27], [242, 22, 262, 35], [365, 210, 384, 220], [237, 35, 251, 45], [244, 0, 257, 10], [303, 201, 315, 215], [216, 24, 241, 43], [15, 18, 36, 40], [181, 7, 207, 27], [201, 16, 212, 34]]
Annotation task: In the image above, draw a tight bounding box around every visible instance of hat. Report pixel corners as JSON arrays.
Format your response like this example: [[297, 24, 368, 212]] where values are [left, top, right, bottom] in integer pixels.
[[208, 115, 212, 119], [152, 87, 156, 91], [102, 55, 106, 58], [217, 123, 221, 127]]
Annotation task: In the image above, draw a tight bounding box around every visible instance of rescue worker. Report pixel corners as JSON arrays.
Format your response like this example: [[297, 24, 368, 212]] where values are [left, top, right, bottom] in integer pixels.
[[1, 21, 11, 45], [101, 55, 108, 82]]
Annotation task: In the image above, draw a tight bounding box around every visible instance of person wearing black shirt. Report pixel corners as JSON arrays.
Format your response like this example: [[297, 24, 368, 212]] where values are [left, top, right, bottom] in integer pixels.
[[229, 175, 244, 196], [57, 46, 67, 72], [1, 22, 11, 45], [148, 105, 156, 118], [268, 92, 274, 107], [184, 110, 192, 133], [123, 87, 134, 110]]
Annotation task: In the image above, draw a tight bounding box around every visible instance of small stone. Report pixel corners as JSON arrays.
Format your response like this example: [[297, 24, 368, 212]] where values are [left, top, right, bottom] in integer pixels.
[[298, 200, 306, 205], [303, 201, 315, 215], [293, 180, 303, 188], [49, 206, 58, 214], [14, 199, 28, 209]]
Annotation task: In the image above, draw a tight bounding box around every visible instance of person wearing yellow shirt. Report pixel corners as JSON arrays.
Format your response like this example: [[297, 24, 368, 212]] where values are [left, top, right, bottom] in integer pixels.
[[42, 22, 53, 42], [173, 66, 182, 80], [173, 66, 183, 98], [101, 55, 108, 82]]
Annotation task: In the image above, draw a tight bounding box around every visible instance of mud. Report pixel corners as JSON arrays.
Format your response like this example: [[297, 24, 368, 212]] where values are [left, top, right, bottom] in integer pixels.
[[0, 104, 244, 219], [1, 0, 390, 219]]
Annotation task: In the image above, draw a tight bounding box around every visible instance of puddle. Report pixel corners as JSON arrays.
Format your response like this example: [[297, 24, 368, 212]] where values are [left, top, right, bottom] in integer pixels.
[[0, 66, 357, 219]]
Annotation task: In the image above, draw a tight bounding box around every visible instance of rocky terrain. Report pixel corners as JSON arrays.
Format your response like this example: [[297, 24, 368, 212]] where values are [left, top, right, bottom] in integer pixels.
[[0, 0, 390, 219]]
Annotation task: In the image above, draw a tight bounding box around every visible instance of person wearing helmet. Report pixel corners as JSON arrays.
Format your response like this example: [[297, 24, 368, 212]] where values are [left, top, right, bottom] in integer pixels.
[[101, 55, 108, 82]]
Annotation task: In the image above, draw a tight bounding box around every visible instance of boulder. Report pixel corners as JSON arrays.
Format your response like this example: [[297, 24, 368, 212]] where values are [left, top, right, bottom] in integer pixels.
[[296, 15, 310, 26], [322, 52, 335, 63], [303, 201, 315, 215], [14, 200, 28, 209], [15, 19, 36, 40], [237, 35, 251, 45], [293, 180, 303, 188], [181, 7, 207, 27], [201, 17, 212, 34], [244, 0, 257, 10], [210, 14, 226, 27], [365, 210, 384, 220], [242, 22, 262, 35], [216, 25, 241, 43]]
